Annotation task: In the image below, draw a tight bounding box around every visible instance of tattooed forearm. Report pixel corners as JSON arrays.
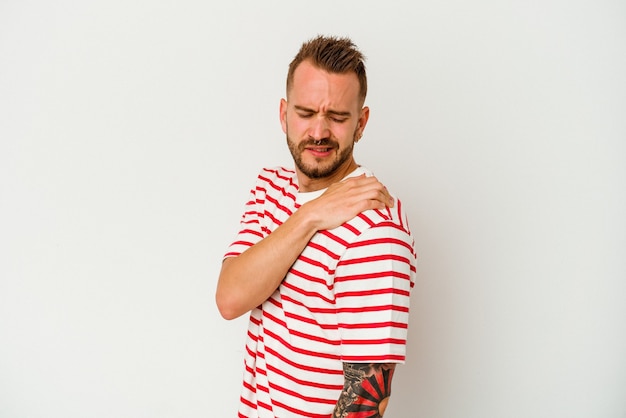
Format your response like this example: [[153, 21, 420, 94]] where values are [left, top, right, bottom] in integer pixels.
[[333, 363, 396, 418]]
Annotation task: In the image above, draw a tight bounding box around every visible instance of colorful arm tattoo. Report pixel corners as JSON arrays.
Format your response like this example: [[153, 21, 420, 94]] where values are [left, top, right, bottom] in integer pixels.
[[333, 363, 396, 418]]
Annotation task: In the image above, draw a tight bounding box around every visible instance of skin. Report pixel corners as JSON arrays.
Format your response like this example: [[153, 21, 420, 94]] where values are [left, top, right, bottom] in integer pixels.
[[215, 58, 397, 414], [334, 363, 396, 417], [280, 60, 369, 192]]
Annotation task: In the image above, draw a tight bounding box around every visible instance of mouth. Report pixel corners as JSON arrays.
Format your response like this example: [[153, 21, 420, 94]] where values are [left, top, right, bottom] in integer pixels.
[[304, 146, 334, 157], [301, 139, 337, 157]]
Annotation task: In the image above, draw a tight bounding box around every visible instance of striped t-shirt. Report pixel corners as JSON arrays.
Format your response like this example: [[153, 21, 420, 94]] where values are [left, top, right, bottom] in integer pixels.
[[225, 166, 417, 418]]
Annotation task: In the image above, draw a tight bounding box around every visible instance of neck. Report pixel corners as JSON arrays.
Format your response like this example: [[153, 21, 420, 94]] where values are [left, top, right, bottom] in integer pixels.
[[296, 159, 359, 192]]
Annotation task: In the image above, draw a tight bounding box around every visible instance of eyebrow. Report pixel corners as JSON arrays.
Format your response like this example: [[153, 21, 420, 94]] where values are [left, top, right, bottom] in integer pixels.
[[294, 105, 351, 117]]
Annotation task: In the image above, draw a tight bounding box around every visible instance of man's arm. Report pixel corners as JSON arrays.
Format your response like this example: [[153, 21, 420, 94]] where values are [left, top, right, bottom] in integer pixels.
[[215, 175, 394, 320], [334, 363, 397, 418]]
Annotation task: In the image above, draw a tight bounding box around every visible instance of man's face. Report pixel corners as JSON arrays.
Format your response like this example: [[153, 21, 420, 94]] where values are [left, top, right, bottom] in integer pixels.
[[280, 60, 369, 191]]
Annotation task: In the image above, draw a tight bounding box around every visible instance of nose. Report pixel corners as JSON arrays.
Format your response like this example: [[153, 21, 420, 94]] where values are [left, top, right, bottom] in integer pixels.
[[309, 116, 330, 140]]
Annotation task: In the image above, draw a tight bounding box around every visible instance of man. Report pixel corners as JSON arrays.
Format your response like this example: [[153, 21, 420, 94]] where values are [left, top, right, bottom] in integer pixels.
[[216, 35, 416, 417]]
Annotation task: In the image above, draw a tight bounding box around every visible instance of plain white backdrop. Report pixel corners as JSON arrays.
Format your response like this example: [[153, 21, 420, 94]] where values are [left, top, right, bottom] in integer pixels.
[[1, 0, 625, 417]]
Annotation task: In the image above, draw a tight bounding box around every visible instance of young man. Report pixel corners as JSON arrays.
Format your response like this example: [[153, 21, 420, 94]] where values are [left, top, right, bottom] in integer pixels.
[[216, 35, 417, 417]]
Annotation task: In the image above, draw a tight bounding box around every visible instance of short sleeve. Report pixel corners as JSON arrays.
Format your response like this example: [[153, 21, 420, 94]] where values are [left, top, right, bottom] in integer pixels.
[[334, 223, 416, 363], [223, 180, 267, 259]]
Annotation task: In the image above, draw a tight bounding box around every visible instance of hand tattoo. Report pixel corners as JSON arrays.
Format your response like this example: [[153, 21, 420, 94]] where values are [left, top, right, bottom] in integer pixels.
[[333, 363, 396, 418]]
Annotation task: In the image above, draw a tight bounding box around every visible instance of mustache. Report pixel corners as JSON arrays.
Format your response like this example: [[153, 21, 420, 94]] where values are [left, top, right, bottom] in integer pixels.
[[301, 138, 338, 148]]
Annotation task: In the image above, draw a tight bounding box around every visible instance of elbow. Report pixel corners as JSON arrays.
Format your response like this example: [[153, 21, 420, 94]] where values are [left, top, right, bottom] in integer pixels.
[[215, 258, 248, 320], [217, 305, 239, 321], [215, 291, 243, 321]]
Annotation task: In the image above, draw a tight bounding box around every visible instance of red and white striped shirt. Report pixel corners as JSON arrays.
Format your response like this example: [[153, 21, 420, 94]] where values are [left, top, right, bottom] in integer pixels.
[[225, 166, 417, 418]]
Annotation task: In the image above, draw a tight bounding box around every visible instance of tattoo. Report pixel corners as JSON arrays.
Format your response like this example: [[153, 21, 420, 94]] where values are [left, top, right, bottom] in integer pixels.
[[333, 363, 396, 418]]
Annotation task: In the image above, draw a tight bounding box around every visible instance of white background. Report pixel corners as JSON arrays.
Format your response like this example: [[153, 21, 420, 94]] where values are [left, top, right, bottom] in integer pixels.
[[1, 1, 625, 417]]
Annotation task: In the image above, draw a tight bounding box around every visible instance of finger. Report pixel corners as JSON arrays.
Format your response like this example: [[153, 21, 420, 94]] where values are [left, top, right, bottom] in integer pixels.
[[349, 179, 394, 207]]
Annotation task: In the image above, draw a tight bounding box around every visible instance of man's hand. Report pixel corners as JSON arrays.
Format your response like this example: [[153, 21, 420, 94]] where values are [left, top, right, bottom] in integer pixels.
[[302, 174, 394, 231]]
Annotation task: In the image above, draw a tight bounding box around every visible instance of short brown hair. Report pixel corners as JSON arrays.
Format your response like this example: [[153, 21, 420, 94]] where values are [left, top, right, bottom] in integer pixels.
[[286, 35, 367, 104]]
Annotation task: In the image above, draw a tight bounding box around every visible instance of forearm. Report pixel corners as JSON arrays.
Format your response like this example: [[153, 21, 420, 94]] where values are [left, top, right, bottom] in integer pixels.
[[215, 207, 319, 320], [333, 363, 396, 418], [216, 175, 394, 320]]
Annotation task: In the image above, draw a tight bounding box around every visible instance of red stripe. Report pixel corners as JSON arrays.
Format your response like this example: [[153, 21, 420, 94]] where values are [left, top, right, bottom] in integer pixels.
[[375, 220, 409, 232], [287, 327, 340, 346], [263, 310, 340, 346], [256, 400, 274, 414], [242, 211, 259, 220], [396, 199, 405, 229], [335, 270, 412, 283], [266, 363, 342, 390], [244, 359, 267, 378], [246, 344, 261, 360], [250, 314, 261, 326], [268, 381, 336, 405], [264, 345, 343, 374], [243, 380, 265, 394], [319, 229, 349, 247], [341, 337, 406, 345], [263, 209, 283, 227], [307, 241, 341, 259], [228, 240, 254, 248], [341, 222, 360, 235], [285, 311, 338, 330], [339, 321, 407, 330], [296, 254, 335, 275], [341, 354, 405, 362], [246, 329, 259, 343], [281, 294, 337, 314], [335, 287, 411, 298], [266, 296, 283, 310], [244, 346, 254, 360], [337, 253, 410, 267], [288, 266, 333, 290], [349, 236, 414, 252], [337, 304, 409, 314], [264, 329, 341, 361], [282, 294, 409, 314], [357, 212, 375, 227], [240, 396, 256, 410], [238, 228, 264, 238], [259, 174, 297, 201], [266, 194, 294, 218], [262, 166, 296, 178], [281, 280, 334, 304]]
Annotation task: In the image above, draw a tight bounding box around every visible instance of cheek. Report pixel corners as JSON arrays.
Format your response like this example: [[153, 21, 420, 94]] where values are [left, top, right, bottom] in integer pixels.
[[335, 123, 358, 141], [286, 116, 308, 135]]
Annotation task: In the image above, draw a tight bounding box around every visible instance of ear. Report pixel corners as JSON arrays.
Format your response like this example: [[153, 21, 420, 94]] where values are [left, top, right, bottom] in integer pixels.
[[279, 98, 288, 134], [356, 106, 370, 139]]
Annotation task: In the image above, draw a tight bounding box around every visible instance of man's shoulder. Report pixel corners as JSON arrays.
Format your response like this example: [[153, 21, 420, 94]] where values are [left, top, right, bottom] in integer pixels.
[[317, 197, 412, 251], [337, 166, 413, 238], [249, 166, 296, 188], [255, 166, 296, 184], [346, 201, 411, 237], [250, 167, 298, 205]]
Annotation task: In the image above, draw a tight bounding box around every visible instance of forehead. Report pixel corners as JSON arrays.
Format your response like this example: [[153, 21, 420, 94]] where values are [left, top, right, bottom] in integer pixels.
[[289, 60, 361, 108]]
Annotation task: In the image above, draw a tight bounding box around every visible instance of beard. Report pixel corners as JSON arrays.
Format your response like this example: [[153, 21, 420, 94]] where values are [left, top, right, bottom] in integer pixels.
[[286, 129, 358, 179]]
